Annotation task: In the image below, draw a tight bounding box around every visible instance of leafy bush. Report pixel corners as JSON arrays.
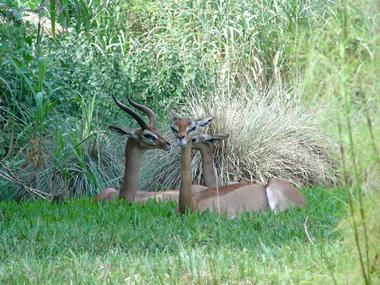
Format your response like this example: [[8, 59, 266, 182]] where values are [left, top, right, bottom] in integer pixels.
[[0, 21, 126, 199]]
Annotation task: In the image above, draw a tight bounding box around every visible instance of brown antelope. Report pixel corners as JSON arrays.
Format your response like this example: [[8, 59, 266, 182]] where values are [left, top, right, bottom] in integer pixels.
[[95, 95, 176, 202], [95, 96, 227, 202], [168, 111, 306, 217], [135, 134, 230, 202], [191, 134, 229, 188]]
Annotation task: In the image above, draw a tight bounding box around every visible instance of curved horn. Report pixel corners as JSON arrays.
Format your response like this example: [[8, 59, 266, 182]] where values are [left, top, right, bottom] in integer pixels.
[[112, 94, 148, 129], [127, 97, 156, 127]]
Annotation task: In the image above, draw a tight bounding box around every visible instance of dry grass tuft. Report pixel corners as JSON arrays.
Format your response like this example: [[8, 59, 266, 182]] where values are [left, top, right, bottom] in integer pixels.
[[142, 82, 340, 190]]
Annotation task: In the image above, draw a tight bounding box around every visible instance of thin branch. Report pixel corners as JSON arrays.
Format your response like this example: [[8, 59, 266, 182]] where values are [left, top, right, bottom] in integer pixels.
[[341, 0, 370, 283], [303, 216, 314, 244], [359, 90, 380, 164]]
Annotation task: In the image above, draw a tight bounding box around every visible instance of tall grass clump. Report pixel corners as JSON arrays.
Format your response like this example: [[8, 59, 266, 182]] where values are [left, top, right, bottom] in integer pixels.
[[308, 1, 380, 283], [1, 131, 125, 200], [336, 190, 380, 284], [142, 80, 339, 191], [292, 0, 380, 190]]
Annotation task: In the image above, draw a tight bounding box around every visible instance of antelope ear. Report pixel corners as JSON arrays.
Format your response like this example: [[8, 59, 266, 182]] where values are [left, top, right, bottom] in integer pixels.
[[191, 136, 202, 143], [192, 134, 229, 144], [195, 116, 214, 128], [108, 126, 138, 139], [167, 110, 180, 124], [208, 134, 229, 143]]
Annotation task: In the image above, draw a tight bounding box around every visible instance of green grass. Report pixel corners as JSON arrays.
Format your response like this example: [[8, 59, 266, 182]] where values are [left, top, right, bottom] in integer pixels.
[[0, 188, 350, 284], [1, 0, 379, 283]]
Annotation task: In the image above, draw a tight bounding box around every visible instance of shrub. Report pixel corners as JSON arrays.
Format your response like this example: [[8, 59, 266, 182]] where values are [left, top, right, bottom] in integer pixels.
[[0, 128, 125, 200], [142, 81, 340, 190]]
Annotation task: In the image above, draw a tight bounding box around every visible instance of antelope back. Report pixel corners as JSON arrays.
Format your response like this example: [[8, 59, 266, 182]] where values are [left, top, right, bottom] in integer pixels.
[[135, 190, 180, 203], [95, 187, 118, 202], [195, 183, 269, 217]]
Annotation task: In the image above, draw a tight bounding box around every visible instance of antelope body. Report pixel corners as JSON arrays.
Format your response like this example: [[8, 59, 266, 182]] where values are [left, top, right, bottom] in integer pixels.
[[94, 136, 226, 203], [95, 96, 225, 203], [168, 111, 306, 217], [95, 95, 175, 202], [95, 187, 118, 202]]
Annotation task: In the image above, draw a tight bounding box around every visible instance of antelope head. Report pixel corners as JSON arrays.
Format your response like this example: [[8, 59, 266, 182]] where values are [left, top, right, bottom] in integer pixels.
[[168, 111, 214, 147], [110, 95, 171, 151]]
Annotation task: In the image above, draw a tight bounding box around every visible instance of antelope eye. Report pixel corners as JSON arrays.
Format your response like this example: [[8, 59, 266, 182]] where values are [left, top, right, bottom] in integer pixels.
[[188, 125, 196, 132], [143, 133, 157, 140], [170, 126, 178, 133]]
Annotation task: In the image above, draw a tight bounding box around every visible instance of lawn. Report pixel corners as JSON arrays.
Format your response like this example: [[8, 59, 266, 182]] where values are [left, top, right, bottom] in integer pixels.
[[0, 188, 350, 284]]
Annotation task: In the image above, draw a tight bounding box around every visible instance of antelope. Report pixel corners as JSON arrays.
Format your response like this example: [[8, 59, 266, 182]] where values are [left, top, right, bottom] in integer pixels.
[[191, 134, 229, 188], [168, 111, 306, 217], [95, 96, 228, 202], [133, 134, 229, 203], [95, 95, 176, 202]]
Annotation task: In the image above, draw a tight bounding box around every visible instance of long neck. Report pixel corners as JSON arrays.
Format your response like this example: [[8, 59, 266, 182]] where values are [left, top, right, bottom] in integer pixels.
[[179, 142, 195, 213], [119, 139, 145, 201], [196, 144, 217, 188]]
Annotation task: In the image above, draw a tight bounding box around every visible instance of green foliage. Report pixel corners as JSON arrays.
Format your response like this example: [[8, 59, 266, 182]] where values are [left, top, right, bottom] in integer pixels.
[[0, 187, 351, 284], [0, 1, 378, 284], [338, 190, 380, 284], [0, 0, 379, 202], [0, 8, 129, 199]]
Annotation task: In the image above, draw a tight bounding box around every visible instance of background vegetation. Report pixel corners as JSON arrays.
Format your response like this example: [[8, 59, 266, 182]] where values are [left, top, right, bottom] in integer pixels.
[[1, 0, 379, 197], [0, 0, 379, 284]]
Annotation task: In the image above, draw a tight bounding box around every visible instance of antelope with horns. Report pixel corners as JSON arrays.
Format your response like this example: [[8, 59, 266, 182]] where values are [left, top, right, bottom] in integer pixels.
[[168, 111, 306, 217], [95, 95, 175, 202], [134, 134, 229, 203], [95, 96, 228, 202]]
